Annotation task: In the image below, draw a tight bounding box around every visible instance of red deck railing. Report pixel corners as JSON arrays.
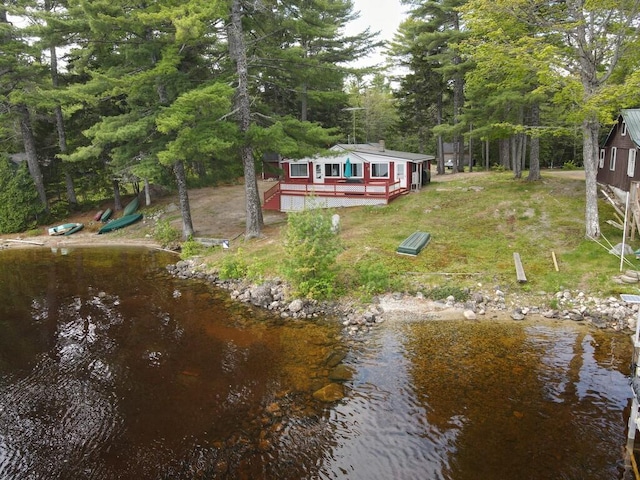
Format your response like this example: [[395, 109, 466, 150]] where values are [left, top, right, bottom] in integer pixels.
[[263, 180, 404, 209]]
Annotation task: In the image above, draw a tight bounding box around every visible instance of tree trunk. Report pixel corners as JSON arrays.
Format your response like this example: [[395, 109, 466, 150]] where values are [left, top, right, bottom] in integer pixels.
[[527, 104, 541, 181], [583, 117, 600, 238], [468, 124, 473, 172], [17, 104, 48, 211], [451, 12, 464, 174], [229, 0, 263, 239], [174, 160, 194, 238], [512, 135, 522, 179], [436, 94, 445, 175], [499, 138, 510, 168], [144, 178, 151, 206], [47, 8, 77, 209], [300, 81, 308, 122], [194, 160, 207, 181], [112, 180, 122, 211]]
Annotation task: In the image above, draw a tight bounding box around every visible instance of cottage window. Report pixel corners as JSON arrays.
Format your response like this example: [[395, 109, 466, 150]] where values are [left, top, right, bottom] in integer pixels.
[[371, 163, 389, 178], [599, 149, 605, 168], [610, 147, 617, 171], [290, 163, 308, 178], [324, 163, 341, 177], [351, 163, 363, 177], [629, 149, 637, 177], [622, 122, 628, 136]]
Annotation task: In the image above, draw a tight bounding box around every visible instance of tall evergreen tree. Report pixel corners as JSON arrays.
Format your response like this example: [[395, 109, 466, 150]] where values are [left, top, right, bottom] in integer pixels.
[[460, 0, 558, 180], [62, 0, 228, 237], [0, 3, 49, 212], [399, 0, 472, 173], [254, 0, 381, 127], [388, 18, 445, 163]]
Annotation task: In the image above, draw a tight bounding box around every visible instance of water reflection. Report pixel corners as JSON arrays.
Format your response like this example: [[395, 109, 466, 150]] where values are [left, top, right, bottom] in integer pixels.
[[319, 320, 633, 480], [0, 248, 343, 479], [0, 248, 634, 479]]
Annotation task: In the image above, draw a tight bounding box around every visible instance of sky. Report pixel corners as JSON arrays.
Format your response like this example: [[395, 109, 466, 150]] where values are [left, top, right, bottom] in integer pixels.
[[349, 0, 406, 66]]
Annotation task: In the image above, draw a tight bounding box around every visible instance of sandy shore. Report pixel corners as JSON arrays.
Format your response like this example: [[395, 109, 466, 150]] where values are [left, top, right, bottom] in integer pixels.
[[0, 232, 164, 251]]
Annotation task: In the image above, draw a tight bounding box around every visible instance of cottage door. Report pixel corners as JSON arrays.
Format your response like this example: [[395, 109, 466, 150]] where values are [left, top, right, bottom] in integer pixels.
[[314, 163, 323, 184], [396, 163, 406, 189]]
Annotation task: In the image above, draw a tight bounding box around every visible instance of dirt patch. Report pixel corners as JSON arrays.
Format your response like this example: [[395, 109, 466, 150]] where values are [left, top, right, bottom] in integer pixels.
[[159, 181, 286, 239], [0, 180, 286, 250]]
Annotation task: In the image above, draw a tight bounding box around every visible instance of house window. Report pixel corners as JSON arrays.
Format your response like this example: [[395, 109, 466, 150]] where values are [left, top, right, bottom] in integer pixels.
[[290, 163, 308, 178], [610, 147, 617, 171], [371, 162, 389, 178], [324, 163, 341, 177], [622, 122, 628, 136], [629, 149, 637, 177], [351, 163, 363, 177], [599, 149, 605, 168]]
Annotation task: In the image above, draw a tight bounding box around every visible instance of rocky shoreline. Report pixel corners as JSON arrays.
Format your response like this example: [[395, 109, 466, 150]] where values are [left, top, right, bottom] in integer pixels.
[[168, 259, 639, 336]]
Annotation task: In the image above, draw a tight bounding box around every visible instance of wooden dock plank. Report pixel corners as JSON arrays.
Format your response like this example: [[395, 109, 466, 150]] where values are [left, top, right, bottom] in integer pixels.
[[513, 252, 527, 283]]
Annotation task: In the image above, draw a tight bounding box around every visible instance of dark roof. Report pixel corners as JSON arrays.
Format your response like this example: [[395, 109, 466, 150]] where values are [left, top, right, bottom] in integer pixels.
[[334, 143, 434, 161]]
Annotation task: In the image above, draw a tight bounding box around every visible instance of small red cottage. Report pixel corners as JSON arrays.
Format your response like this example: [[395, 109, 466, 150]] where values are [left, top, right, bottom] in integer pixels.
[[263, 142, 434, 212]]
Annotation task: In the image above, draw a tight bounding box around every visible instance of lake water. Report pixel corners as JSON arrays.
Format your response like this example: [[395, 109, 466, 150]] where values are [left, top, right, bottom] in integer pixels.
[[0, 247, 635, 479]]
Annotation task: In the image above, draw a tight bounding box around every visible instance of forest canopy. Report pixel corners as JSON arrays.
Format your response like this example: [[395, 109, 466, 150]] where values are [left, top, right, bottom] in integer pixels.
[[1, 0, 639, 238]]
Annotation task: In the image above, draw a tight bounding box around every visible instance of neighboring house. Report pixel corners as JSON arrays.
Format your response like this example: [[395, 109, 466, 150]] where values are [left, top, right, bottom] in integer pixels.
[[263, 142, 434, 212], [597, 109, 640, 193], [261, 152, 283, 180], [443, 142, 471, 167]]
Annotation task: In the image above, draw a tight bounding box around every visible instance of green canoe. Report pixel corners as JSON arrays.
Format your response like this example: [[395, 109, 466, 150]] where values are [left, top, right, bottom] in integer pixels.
[[397, 231, 431, 256], [100, 208, 113, 222], [48, 222, 81, 236], [63, 223, 84, 236], [122, 197, 140, 216], [98, 213, 143, 234]]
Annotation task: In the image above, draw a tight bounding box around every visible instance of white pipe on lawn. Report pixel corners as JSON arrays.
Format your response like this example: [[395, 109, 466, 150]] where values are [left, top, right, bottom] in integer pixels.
[[621, 191, 630, 272]]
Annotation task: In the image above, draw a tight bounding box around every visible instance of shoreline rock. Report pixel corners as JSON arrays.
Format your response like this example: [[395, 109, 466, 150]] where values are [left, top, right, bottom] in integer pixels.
[[166, 259, 638, 336]]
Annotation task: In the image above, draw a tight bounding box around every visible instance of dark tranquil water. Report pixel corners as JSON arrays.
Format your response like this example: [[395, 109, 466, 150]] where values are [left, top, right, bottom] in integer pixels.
[[0, 247, 635, 479]]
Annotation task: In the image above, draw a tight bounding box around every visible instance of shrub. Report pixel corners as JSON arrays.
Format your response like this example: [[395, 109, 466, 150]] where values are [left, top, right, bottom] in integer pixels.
[[356, 259, 390, 295], [0, 159, 43, 233], [180, 238, 209, 259], [562, 160, 579, 170], [282, 207, 342, 299], [219, 252, 247, 280], [153, 219, 181, 246], [428, 286, 469, 302]]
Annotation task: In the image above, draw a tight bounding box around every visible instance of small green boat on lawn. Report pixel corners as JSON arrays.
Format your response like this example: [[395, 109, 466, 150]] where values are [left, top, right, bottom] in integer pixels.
[[98, 213, 143, 234], [63, 223, 84, 236], [122, 197, 140, 216], [100, 208, 113, 222], [48, 222, 83, 236], [396, 231, 431, 256]]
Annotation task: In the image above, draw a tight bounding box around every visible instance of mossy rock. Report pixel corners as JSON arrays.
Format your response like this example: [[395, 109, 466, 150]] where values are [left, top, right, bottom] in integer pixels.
[[312, 383, 345, 402]]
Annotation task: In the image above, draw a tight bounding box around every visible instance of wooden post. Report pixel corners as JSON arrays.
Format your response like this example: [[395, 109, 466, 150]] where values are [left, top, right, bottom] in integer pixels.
[[551, 251, 559, 272], [513, 252, 527, 283]]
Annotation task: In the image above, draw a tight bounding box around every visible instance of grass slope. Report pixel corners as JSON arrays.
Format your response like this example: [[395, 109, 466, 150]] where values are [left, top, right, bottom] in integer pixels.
[[197, 171, 639, 303]]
